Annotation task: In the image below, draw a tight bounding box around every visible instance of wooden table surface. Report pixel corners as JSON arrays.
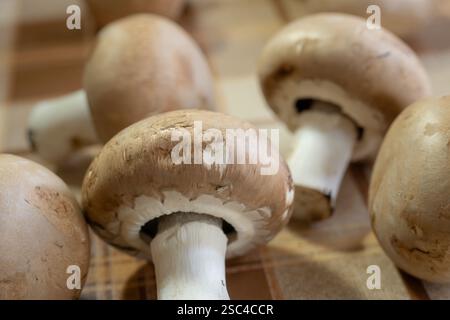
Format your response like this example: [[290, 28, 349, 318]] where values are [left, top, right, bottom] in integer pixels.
[[1, 0, 450, 299]]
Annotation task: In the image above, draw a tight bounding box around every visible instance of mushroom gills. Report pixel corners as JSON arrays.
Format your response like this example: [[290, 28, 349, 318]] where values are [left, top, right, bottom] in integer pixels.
[[150, 212, 230, 300], [139, 214, 235, 243], [289, 100, 358, 220]]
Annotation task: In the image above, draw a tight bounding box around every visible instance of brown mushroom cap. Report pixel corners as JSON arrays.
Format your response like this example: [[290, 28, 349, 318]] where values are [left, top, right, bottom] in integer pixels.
[[84, 14, 215, 142], [0, 154, 90, 299], [258, 13, 431, 161], [287, 0, 435, 38], [369, 96, 450, 283], [82, 110, 294, 259], [86, 0, 185, 28]]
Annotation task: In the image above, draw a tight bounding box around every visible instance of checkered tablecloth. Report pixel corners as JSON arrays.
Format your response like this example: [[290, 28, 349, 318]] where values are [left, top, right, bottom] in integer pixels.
[[1, 0, 450, 300]]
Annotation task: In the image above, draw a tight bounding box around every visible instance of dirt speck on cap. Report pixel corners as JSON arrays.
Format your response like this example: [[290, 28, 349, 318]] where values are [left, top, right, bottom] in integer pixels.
[[28, 186, 86, 242]]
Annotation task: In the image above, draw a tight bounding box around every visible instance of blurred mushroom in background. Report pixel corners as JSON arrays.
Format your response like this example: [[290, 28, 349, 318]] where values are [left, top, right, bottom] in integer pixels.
[[85, 0, 186, 29], [282, 0, 438, 40], [258, 13, 431, 222], [28, 14, 214, 165]]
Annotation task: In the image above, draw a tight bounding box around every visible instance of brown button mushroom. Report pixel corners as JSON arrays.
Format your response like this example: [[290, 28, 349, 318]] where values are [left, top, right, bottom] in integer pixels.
[[258, 13, 431, 222], [84, 13, 215, 142], [0, 154, 90, 299], [82, 109, 293, 299], [86, 0, 185, 29], [285, 0, 436, 39], [28, 14, 214, 164], [369, 96, 450, 283]]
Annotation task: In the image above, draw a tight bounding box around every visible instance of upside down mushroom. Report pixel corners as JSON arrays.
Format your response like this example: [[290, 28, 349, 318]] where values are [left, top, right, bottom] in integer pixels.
[[258, 13, 431, 222], [28, 14, 214, 163], [369, 96, 450, 283], [82, 110, 294, 299], [0, 154, 90, 299]]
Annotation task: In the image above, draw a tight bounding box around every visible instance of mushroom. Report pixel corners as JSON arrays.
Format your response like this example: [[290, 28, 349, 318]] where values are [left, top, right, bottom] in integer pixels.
[[28, 90, 98, 165], [28, 14, 214, 163], [369, 96, 450, 283], [84, 13, 215, 142], [0, 154, 90, 299], [86, 0, 186, 29], [284, 0, 436, 39], [258, 13, 431, 221], [82, 109, 293, 299]]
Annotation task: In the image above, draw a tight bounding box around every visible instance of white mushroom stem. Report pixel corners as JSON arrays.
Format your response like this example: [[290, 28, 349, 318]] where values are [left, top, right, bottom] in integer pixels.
[[151, 212, 229, 300], [288, 102, 358, 219], [28, 90, 98, 164]]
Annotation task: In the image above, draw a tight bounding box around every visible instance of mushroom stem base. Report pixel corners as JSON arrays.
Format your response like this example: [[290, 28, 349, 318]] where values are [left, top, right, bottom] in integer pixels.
[[288, 109, 357, 221], [151, 212, 229, 300]]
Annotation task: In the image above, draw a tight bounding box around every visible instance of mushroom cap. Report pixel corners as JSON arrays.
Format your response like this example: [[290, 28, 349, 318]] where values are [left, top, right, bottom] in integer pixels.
[[258, 13, 431, 161], [84, 14, 215, 142], [86, 0, 185, 28], [288, 0, 435, 38], [82, 110, 294, 259], [369, 96, 450, 283], [0, 154, 90, 299]]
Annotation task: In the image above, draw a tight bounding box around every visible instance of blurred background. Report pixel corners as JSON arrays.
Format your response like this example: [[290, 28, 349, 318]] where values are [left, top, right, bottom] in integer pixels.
[[1, 0, 450, 299]]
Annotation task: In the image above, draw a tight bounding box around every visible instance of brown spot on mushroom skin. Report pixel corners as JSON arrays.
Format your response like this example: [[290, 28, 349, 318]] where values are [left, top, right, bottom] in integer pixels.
[[0, 154, 90, 299], [390, 236, 447, 262], [84, 14, 215, 143], [273, 64, 295, 80], [26, 186, 87, 244], [424, 121, 450, 137], [369, 96, 450, 283]]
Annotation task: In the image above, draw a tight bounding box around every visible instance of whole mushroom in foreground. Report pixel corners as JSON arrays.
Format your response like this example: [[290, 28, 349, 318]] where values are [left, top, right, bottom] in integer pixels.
[[86, 0, 186, 29], [369, 96, 450, 283], [0, 154, 90, 299], [82, 110, 294, 299], [28, 14, 214, 164], [258, 13, 431, 222], [284, 0, 436, 39]]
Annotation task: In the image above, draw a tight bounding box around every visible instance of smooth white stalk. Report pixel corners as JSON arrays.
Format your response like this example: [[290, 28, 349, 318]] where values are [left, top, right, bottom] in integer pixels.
[[28, 90, 98, 164], [151, 213, 229, 300], [289, 103, 357, 220]]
